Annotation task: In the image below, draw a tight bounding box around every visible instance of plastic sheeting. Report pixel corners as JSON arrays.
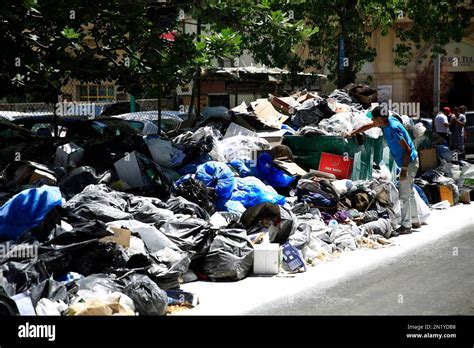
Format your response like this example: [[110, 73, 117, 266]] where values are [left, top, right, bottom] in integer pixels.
[[228, 177, 286, 209], [0, 186, 63, 242]]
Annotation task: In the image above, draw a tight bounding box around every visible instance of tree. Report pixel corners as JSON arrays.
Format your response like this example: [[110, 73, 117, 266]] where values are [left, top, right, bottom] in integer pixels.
[[287, 0, 472, 88], [0, 0, 242, 103], [410, 61, 453, 116], [195, 0, 318, 85]]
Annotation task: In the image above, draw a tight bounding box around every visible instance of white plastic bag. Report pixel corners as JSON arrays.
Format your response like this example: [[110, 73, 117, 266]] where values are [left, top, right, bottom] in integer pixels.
[[413, 122, 426, 138], [413, 189, 430, 223]]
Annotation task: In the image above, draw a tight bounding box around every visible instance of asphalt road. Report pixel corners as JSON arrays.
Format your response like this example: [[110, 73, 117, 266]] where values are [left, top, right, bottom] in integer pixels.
[[245, 225, 474, 315]]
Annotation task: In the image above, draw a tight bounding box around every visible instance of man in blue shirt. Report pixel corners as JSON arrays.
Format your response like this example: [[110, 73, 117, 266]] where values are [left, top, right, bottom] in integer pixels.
[[347, 106, 419, 236]]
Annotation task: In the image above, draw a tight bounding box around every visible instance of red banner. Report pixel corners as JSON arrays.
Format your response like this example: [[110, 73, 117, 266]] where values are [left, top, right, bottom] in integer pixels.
[[318, 152, 354, 179]]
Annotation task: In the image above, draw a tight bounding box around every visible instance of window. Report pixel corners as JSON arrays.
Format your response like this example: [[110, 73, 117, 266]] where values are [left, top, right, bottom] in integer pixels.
[[79, 84, 115, 101]]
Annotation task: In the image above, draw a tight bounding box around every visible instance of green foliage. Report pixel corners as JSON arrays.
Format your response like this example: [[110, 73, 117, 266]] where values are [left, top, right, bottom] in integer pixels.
[[289, 0, 472, 87]]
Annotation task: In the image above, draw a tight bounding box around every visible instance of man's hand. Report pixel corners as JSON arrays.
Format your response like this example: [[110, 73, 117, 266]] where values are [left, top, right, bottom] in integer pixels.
[[343, 131, 354, 138], [400, 167, 408, 180]]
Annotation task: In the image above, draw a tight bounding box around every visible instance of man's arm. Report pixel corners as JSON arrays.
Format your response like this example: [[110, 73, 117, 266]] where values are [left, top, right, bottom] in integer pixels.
[[346, 122, 376, 137], [452, 116, 466, 128], [443, 115, 450, 127]]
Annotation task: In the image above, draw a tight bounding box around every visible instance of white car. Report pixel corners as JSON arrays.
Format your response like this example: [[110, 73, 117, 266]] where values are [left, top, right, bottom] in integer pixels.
[[112, 111, 187, 135]]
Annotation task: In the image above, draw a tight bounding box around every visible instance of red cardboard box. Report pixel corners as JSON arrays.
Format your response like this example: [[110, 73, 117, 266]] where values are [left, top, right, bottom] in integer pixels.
[[318, 152, 354, 179]]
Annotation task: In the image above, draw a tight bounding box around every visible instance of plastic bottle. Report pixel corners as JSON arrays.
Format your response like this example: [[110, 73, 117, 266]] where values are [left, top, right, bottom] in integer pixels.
[[328, 219, 339, 231]]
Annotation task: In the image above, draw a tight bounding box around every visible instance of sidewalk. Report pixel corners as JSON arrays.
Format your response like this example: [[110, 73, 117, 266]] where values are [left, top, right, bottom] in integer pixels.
[[177, 203, 474, 315]]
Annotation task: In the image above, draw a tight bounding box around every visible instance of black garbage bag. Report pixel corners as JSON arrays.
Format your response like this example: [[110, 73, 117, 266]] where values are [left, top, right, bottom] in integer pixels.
[[60, 168, 112, 198], [121, 152, 174, 201], [166, 196, 210, 221], [0, 260, 50, 295], [108, 220, 180, 253], [122, 273, 168, 316], [64, 184, 132, 222], [219, 212, 242, 225], [160, 217, 212, 260], [68, 242, 128, 276], [197, 228, 253, 281], [46, 219, 111, 245], [173, 126, 221, 156], [125, 253, 154, 269], [148, 248, 191, 290], [127, 195, 172, 225], [76, 273, 123, 294], [37, 239, 101, 277], [29, 277, 69, 307], [58, 167, 99, 196], [328, 89, 353, 105], [174, 178, 216, 215], [292, 98, 328, 127], [0, 283, 19, 315], [240, 203, 295, 244]]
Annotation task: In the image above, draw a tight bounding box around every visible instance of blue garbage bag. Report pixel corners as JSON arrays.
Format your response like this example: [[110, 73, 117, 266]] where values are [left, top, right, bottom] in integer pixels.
[[0, 186, 63, 241], [228, 159, 259, 178], [221, 200, 247, 214], [178, 154, 213, 175], [195, 161, 235, 201], [175, 174, 194, 187], [256, 152, 295, 187], [435, 145, 453, 163], [230, 177, 285, 208]]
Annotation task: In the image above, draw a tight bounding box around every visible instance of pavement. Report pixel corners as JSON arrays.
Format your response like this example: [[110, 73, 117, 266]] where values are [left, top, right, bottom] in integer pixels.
[[177, 202, 474, 315]]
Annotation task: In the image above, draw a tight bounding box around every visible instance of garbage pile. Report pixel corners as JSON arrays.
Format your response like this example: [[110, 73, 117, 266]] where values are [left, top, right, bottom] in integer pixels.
[[1, 86, 472, 316]]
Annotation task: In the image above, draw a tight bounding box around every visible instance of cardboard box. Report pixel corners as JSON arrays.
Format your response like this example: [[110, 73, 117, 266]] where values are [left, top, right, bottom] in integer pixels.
[[253, 243, 280, 275], [9, 161, 56, 185], [439, 185, 454, 206], [114, 151, 148, 188], [257, 130, 285, 147], [28, 169, 57, 186], [54, 142, 84, 168], [296, 92, 319, 103], [224, 122, 258, 139], [100, 227, 131, 248], [419, 148, 439, 172], [268, 95, 300, 116], [252, 99, 289, 129], [273, 160, 308, 176], [318, 152, 354, 180]]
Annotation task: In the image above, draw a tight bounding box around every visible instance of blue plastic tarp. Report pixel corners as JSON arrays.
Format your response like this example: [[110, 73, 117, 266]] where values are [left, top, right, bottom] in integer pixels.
[[0, 186, 63, 241]]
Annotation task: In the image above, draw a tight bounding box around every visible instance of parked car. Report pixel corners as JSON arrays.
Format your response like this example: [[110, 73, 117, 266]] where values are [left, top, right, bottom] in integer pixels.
[[112, 110, 187, 135], [0, 118, 59, 169], [464, 111, 474, 154], [4, 113, 138, 139]]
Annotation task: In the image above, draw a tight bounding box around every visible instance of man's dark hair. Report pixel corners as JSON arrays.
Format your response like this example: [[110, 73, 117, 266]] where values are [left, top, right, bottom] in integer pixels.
[[453, 106, 460, 112], [372, 106, 387, 118]]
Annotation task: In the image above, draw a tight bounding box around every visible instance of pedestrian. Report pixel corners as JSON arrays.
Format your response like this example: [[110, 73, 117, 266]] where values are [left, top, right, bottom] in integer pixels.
[[450, 106, 466, 159], [434, 107, 451, 145], [345, 106, 420, 236]]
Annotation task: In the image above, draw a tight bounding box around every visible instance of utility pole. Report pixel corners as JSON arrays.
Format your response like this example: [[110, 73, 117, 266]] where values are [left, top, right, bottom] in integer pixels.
[[433, 53, 441, 116]]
